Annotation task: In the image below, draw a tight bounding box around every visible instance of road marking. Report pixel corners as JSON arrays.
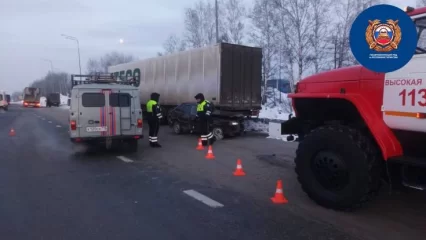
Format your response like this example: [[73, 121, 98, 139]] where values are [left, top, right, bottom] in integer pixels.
[[48, 121, 52, 123], [41, 118, 45, 120], [183, 189, 224, 208], [116, 156, 134, 163], [56, 125, 61, 128]]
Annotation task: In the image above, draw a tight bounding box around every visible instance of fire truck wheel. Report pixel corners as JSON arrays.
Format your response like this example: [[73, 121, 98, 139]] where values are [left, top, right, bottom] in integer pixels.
[[295, 124, 382, 211]]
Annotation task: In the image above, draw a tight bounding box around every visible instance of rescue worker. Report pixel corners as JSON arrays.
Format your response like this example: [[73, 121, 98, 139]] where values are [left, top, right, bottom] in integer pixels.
[[195, 93, 216, 146], [146, 92, 162, 148]]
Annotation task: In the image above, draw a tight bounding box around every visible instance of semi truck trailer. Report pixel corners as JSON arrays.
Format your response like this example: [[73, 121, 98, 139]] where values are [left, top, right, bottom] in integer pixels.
[[108, 43, 262, 124]]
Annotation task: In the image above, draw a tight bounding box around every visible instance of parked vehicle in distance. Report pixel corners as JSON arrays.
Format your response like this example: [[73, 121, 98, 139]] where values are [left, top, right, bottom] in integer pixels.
[[68, 74, 143, 152], [47, 92, 60, 107], [23, 87, 41, 107], [0, 91, 8, 111], [108, 43, 263, 124], [168, 103, 244, 140]]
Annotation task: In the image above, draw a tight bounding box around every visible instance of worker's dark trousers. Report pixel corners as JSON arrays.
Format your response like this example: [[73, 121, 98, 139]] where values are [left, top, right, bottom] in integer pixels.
[[199, 119, 214, 146], [148, 118, 160, 144]]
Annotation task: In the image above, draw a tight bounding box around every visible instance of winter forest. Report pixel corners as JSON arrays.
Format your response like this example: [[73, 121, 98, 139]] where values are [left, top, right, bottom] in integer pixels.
[[22, 0, 426, 110]]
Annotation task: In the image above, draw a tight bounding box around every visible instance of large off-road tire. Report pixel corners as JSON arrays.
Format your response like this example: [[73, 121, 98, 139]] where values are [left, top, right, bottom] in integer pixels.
[[295, 125, 382, 211]]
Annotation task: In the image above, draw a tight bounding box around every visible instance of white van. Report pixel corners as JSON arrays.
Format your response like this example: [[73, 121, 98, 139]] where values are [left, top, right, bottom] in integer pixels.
[[69, 74, 143, 152], [0, 91, 8, 111]]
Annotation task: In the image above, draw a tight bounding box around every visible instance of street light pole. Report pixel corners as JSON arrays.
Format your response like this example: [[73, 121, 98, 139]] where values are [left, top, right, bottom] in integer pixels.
[[61, 34, 82, 76], [41, 58, 53, 72], [215, 0, 219, 43]]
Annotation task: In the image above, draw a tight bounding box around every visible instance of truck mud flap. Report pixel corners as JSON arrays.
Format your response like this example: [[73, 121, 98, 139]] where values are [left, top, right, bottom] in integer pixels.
[[281, 117, 302, 135]]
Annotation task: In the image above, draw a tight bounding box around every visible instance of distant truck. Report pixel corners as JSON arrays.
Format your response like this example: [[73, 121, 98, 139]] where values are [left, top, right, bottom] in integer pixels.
[[23, 87, 41, 107], [46, 92, 60, 107], [280, 5, 426, 212], [108, 43, 262, 125]]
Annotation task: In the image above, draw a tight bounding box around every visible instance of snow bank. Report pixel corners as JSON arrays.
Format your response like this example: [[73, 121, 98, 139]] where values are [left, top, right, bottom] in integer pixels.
[[60, 94, 69, 105], [40, 97, 47, 107], [259, 88, 294, 120]]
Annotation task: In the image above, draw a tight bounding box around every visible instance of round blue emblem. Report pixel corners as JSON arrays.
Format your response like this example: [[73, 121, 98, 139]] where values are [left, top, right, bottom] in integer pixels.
[[349, 4, 417, 73]]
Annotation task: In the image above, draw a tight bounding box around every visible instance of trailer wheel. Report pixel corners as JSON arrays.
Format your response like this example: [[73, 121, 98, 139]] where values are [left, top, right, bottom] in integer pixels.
[[295, 125, 382, 211]]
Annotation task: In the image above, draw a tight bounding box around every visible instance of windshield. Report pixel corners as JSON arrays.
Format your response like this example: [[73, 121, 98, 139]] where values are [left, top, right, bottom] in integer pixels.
[[415, 17, 426, 54]]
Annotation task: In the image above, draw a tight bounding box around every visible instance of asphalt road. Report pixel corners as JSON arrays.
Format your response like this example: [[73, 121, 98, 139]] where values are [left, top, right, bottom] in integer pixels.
[[0, 104, 425, 240]]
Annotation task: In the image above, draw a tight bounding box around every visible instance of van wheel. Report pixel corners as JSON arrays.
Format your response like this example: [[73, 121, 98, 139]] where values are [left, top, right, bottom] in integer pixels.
[[128, 139, 138, 152], [295, 125, 382, 211], [173, 122, 182, 134]]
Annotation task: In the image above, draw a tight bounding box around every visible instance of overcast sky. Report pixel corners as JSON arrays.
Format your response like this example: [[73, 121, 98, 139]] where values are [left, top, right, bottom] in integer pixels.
[[0, 0, 416, 93]]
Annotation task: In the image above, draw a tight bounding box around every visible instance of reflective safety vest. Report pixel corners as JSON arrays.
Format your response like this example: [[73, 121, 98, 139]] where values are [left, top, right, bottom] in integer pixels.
[[197, 100, 209, 112], [146, 100, 157, 112]]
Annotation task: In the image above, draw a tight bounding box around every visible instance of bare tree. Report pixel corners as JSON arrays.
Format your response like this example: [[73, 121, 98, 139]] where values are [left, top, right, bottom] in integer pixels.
[[249, 0, 279, 101], [30, 71, 70, 96], [309, 0, 333, 73], [274, 0, 313, 82], [86, 58, 102, 74], [222, 0, 246, 44], [86, 52, 136, 74], [184, 0, 217, 47], [417, 0, 426, 7], [332, 0, 383, 67], [162, 34, 187, 54]]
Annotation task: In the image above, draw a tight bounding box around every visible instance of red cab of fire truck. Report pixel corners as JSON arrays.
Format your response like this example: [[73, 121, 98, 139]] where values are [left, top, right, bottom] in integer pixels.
[[281, 6, 426, 211]]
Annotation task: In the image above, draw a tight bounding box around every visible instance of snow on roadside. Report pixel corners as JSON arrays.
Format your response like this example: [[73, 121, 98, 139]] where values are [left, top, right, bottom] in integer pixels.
[[244, 87, 297, 142], [60, 94, 69, 105], [40, 97, 47, 107]]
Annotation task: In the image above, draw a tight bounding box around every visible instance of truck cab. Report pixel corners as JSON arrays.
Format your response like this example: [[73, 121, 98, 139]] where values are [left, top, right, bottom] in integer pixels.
[[281, 6, 426, 211], [69, 74, 143, 152]]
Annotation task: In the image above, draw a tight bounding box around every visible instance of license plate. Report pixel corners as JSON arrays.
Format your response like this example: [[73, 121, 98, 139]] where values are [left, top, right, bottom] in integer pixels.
[[86, 126, 108, 132]]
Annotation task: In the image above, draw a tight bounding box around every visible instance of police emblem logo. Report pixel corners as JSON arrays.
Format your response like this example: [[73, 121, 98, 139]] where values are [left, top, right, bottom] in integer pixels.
[[366, 19, 402, 52]]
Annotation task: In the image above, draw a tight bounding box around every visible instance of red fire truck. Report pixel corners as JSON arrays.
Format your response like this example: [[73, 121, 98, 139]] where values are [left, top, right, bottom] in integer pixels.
[[281, 6, 426, 211]]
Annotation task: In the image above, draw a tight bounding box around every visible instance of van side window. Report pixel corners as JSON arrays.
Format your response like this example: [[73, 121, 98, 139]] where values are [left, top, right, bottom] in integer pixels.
[[82, 93, 105, 107], [0, 95, 3, 101], [109, 93, 131, 107]]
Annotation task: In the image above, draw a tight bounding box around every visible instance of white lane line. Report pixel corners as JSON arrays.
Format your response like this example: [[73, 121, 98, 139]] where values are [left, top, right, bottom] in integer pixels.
[[56, 125, 61, 128], [116, 156, 134, 163], [183, 189, 224, 208], [48, 121, 52, 123]]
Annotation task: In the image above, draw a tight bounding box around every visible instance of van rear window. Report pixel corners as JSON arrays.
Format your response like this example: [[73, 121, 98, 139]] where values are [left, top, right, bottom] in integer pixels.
[[109, 93, 131, 107], [82, 93, 105, 107]]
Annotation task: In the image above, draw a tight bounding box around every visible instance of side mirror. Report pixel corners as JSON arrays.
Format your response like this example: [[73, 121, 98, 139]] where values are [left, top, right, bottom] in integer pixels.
[[67, 99, 71, 106], [288, 113, 293, 120]]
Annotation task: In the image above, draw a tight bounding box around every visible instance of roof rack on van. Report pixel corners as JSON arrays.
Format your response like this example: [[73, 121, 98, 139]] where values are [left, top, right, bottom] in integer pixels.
[[71, 73, 137, 88]]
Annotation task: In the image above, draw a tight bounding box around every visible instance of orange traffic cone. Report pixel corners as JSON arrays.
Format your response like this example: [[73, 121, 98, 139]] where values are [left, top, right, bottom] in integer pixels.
[[271, 180, 288, 204], [196, 138, 204, 150], [9, 128, 16, 136], [233, 159, 246, 176], [205, 145, 215, 159]]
